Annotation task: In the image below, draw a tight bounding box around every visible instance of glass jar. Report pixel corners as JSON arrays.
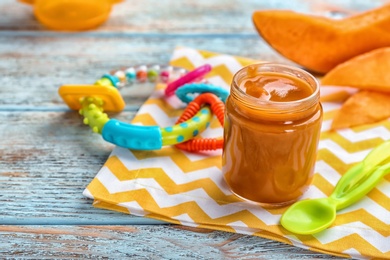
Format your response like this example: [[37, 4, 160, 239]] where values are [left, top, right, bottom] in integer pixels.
[[222, 63, 323, 207]]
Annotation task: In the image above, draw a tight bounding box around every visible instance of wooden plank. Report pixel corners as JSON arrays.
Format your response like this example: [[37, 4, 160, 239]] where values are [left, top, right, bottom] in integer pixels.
[[0, 111, 138, 221], [0, 225, 341, 259], [0, 35, 287, 107], [1, 0, 387, 32]]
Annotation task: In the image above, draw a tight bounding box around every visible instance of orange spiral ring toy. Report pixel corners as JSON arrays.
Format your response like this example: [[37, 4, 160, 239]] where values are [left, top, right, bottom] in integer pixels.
[[175, 93, 225, 152]]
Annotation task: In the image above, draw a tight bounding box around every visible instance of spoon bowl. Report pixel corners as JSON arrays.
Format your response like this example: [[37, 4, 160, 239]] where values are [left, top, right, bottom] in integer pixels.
[[281, 198, 336, 234], [281, 140, 390, 235]]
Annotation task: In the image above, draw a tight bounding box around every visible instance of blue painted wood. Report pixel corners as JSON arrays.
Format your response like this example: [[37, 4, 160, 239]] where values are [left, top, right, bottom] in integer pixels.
[[0, 105, 145, 112], [0, 31, 260, 38], [0, 225, 342, 259], [0, 217, 166, 225], [0, 36, 284, 107]]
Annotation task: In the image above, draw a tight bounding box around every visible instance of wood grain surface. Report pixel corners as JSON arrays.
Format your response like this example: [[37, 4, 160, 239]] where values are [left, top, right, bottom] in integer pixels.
[[1, 0, 388, 258]]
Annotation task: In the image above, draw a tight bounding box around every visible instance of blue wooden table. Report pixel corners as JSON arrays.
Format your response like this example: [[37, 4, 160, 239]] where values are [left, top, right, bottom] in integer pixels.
[[0, 0, 386, 258]]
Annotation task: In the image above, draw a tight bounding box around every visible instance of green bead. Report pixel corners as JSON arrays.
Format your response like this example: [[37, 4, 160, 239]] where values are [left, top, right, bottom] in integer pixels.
[[147, 69, 159, 82]]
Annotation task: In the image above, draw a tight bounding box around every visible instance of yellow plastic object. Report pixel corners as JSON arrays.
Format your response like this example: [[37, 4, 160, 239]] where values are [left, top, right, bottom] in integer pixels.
[[58, 84, 125, 112], [79, 97, 110, 134], [18, 0, 123, 31]]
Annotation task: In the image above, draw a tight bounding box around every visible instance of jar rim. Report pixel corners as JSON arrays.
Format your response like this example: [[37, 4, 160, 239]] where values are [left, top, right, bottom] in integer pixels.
[[231, 63, 320, 112]]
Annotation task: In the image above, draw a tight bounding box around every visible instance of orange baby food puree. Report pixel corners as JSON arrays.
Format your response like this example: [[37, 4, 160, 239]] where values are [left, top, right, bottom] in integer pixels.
[[222, 63, 322, 207]]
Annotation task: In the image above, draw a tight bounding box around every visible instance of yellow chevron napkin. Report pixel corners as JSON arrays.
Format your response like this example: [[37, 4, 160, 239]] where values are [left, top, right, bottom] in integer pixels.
[[84, 47, 390, 259]]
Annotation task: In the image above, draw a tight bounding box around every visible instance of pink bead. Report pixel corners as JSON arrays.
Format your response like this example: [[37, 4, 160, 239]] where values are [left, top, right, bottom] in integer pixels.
[[160, 70, 170, 83]]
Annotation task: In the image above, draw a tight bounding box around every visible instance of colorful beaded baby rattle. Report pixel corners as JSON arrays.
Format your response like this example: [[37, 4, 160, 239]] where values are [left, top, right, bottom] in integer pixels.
[[59, 64, 229, 152]]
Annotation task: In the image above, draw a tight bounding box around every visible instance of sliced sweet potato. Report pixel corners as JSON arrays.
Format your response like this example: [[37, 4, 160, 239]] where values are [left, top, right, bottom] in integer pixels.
[[252, 5, 390, 74], [331, 91, 390, 129], [321, 47, 390, 92]]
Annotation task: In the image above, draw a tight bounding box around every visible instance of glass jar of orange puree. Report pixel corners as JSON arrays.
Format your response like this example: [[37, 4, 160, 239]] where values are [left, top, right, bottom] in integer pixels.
[[222, 63, 323, 207]]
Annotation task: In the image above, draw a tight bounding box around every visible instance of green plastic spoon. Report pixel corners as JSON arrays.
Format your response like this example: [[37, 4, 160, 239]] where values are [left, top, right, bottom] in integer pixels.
[[281, 140, 390, 235]]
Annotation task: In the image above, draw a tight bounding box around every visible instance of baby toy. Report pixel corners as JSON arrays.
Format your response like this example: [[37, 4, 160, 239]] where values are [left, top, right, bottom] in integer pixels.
[[59, 64, 228, 152]]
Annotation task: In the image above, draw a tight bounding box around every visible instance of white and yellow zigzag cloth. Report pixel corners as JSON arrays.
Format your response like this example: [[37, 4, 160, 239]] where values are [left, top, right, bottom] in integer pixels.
[[84, 47, 390, 259]]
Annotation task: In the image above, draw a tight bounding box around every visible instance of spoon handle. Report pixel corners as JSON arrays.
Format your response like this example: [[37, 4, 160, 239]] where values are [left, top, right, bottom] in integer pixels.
[[330, 162, 390, 210], [330, 140, 390, 210]]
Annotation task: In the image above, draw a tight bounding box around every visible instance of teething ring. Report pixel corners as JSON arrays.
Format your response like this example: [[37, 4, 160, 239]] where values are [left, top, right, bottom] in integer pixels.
[[175, 83, 229, 104], [59, 69, 212, 150], [175, 93, 225, 152]]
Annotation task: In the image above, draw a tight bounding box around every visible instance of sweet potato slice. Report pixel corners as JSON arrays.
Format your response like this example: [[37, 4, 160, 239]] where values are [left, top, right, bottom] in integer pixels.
[[252, 5, 390, 74], [331, 91, 390, 129], [321, 47, 390, 93]]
